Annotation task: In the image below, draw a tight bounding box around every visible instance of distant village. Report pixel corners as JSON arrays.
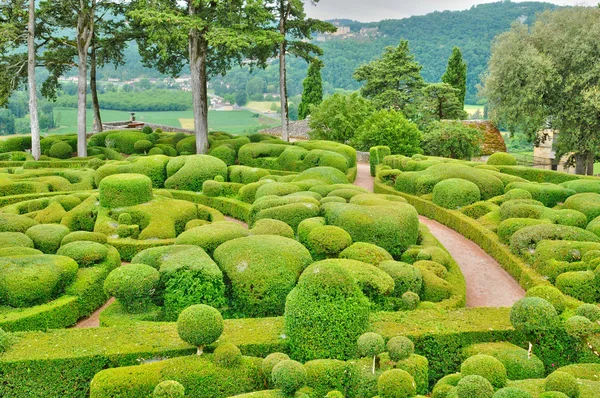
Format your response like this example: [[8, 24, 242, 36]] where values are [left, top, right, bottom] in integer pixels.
[[315, 21, 381, 41]]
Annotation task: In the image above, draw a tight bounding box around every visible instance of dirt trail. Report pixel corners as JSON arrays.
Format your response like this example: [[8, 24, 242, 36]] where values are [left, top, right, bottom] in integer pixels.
[[353, 163, 524, 307], [75, 298, 115, 328]]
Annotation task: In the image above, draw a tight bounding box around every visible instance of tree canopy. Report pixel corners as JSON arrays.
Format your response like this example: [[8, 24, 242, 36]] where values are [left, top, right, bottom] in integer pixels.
[[441, 47, 467, 107]]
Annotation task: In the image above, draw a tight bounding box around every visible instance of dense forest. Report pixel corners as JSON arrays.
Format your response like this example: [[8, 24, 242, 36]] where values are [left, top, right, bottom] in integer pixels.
[[92, 1, 556, 104]]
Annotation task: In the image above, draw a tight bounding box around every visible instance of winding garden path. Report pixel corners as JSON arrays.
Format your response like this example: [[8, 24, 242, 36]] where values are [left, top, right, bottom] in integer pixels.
[[353, 163, 525, 308]]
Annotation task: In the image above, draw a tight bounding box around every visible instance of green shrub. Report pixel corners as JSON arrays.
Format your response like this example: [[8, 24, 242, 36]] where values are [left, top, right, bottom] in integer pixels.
[[560, 180, 600, 194], [538, 392, 569, 398], [25, 224, 70, 254], [339, 242, 393, 265], [134, 140, 153, 154], [34, 202, 66, 224], [0, 247, 41, 257], [153, 380, 185, 398], [0, 328, 12, 353], [210, 145, 236, 166], [525, 286, 566, 314], [420, 268, 452, 303], [214, 235, 312, 317], [377, 369, 417, 398], [104, 264, 160, 312], [106, 131, 149, 154], [431, 179, 481, 209], [325, 391, 344, 398], [293, 166, 349, 185], [505, 182, 575, 207], [401, 291, 420, 310], [377, 261, 423, 298], [387, 336, 414, 361], [564, 193, 600, 222], [306, 225, 352, 260], [0, 232, 33, 249], [575, 304, 600, 322], [494, 349, 545, 381], [48, 141, 73, 159], [0, 213, 38, 233], [250, 219, 295, 239], [544, 371, 580, 398], [141, 126, 153, 134], [555, 271, 597, 303], [176, 304, 223, 353], [510, 224, 599, 255], [164, 155, 228, 192], [497, 218, 552, 244], [95, 155, 170, 188], [510, 297, 559, 333], [262, 353, 291, 383], [353, 109, 422, 156], [99, 173, 153, 208], [487, 153, 517, 166], [284, 260, 370, 361], [250, 197, 321, 232], [255, 182, 301, 199], [564, 315, 593, 339], [148, 147, 164, 155], [587, 215, 600, 238], [214, 343, 243, 367], [461, 354, 507, 389], [272, 360, 307, 395], [358, 332, 385, 358], [371, 146, 392, 176], [56, 241, 109, 267], [456, 375, 494, 398], [229, 166, 271, 184], [175, 221, 249, 255]]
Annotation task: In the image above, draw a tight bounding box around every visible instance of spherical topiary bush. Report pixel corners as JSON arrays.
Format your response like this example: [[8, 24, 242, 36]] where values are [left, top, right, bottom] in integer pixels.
[[104, 264, 160, 313], [509, 297, 559, 334], [153, 380, 185, 398], [358, 332, 385, 358], [339, 242, 393, 265], [164, 155, 228, 192], [250, 218, 295, 239], [460, 354, 507, 389], [456, 375, 494, 398], [387, 336, 414, 361], [576, 303, 600, 322], [564, 316, 593, 339], [141, 126, 153, 134], [284, 260, 370, 361], [545, 371, 580, 398], [262, 352, 290, 382], [432, 178, 481, 209], [492, 387, 533, 398], [148, 147, 164, 156], [56, 241, 108, 267], [377, 369, 417, 398], [134, 139, 153, 154], [214, 342, 242, 367], [177, 304, 223, 354], [209, 144, 236, 166], [401, 291, 420, 310], [306, 225, 353, 260], [525, 285, 566, 314], [272, 360, 307, 395], [48, 141, 73, 159], [99, 173, 153, 208], [487, 152, 517, 166], [377, 261, 423, 298], [25, 224, 70, 254]]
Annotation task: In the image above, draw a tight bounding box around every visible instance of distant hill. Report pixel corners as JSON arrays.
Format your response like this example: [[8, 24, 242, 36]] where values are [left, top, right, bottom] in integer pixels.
[[96, 1, 558, 104]]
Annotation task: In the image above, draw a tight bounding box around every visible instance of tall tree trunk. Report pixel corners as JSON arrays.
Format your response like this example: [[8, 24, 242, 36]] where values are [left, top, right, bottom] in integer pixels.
[[279, 12, 289, 142], [189, 25, 209, 154], [586, 152, 595, 176], [76, 48, 88, 157], [575, 153, 587, 175], [90, 43, 103, 133], [27, 0, 40, 160]]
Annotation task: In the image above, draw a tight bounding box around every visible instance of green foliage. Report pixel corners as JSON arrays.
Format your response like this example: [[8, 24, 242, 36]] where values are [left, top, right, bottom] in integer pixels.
[[339, 242, 393, 265], [418, 83, 467, 126], [544, 371, 580, 398], [176, 304, 223, 350], [442, 47, 468, 106], [509, 297, 559, 334], [422, 121, 483, 160], [306, 225, 353, 260], [164, 155, 228, 191], [272, 360, 307, 395], [377, 261, 423, 298], [25, 224, 70, 254], [509, 224, 599, 256], [298, 59, 324, 120], [575, 304, 600, 322], [56, 241, 109, 267], [564, 315, 593, 339], [353, 109, 422, 156], [497, 218, 552, 244], [493, 388, 533, 398], [505, 182, 575, 208], [564, 193, 600, 222], [0, 232, 33, 249], [0, 213, 38, 233], [432, 178, 481, 209], [357, 332, 385, 358], [153, 380, 185, 398], [377, 369, 417, 398], [104, 264, 160, 313], [99, 173, 153, 209], [387, 336, 414, 362], [262, 353, 291, 384], [134, 140, 153, 154], [284, 260, 370, 362], [214, 343, 243, 368], [456, 375, 494, 398], [525, 285, 565, 314], [487, 153, 517, 166], [555, 271, 597, 303], [461, 354, 507, 389], [308, 92, 374, 143], [250, 218, 295, 239], [175, 221, 249, 255], [48, 141, 73, 159]]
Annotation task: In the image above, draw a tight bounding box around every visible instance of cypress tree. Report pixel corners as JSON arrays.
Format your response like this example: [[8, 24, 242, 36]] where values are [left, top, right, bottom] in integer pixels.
[[442, 47, 467, 107], [298, 59, 324, 120]]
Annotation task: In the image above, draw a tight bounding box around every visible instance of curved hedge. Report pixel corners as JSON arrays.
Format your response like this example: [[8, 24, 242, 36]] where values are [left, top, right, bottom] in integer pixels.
[[432, 179, 481, 209]]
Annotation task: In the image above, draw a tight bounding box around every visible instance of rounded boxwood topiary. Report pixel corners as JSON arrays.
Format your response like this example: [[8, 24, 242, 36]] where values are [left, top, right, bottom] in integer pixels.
[[339, 242, 393, 265], [175, 221, 249, 255], [544, 371, 580, 398], [262, 352, 290, 381], [148, 147, 164, 156], [214, 342, 242, 367], [250, 218, 295, 239], [377, 369, 417, 398], [104, 264, 160, 313], [492, 387, 533, 398], [61, 231, 107, 246], [164, 155, 228, 192], [539, 393, 570, 398], [142, 126, 153, 134], [176, 304, 223, 354], [153, 380, 185, 398], [358, 332, 385, 359], [401, 291, 420, 310], [556, 271, 597, 303], [576, 303, 600, 322], [432, 178, 481, 209], [387, 336, 414, 361], [48, 141, 73, 159], [306, 225, 353, 260], [510, 297, 559, 334], [0, 232, 34, 249], [99, 173, 153, 209], [272, 360, 307, 395], [564, 315, 593, 339], [25, 224, 70, 254], [456, 375, 494, 398], [487, 152, 517, 166], [56, 241, 108, 267], [134, 140, 153, 154], [525, 285, 566, 314], [209, 145, 236, 166], [460, 354, 507, 389]]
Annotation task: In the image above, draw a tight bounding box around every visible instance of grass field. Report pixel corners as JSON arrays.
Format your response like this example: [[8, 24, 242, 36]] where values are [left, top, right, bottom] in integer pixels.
[[246, 101, 279, 113], [464, 104, 485, 117], [50, 107, 279, 135]]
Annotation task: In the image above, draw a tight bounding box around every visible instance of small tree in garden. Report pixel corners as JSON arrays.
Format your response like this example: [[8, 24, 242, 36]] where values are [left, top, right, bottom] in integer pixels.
[[421, 121, 484, 160], [358, 332, 385, 374], [352, 109, 422, 155], [177, 304, 224, 355], [441, 46, 467, 107], [510, 297, 559, 356], [298, 58, 324, 120]]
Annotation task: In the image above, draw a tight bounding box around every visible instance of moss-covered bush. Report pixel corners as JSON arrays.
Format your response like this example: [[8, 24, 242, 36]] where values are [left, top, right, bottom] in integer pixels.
[[525, 285, 566, 314], [377, 369, 417, 398], [56, 241, 109, 267], [510, 297, 559, 333], [249, 218, 295, 239], [432, 178, 481, 209], [575, 303, 600, 322], [25, 224, 70, 254], [164, 155, 228, 192], [104, 264, 160, 312], [387, 336, 414, 362], [560, 180, 600, 194], [497, 218, 552, 244], [153, 380, 185, 398], [48, 141, 73, 159], [456, 375, 494, 398], [306, 225, 352, 260], [544, 371, 580, 398], [339, 242, 393, 265], [0, 213, 38, 233], [262, 353, 291, 384], [487, 153, 517, 166], [272, 360, 307, 395], [0, 232, 33, 249], [564, 193, 600, 222], [176, 304, 223, 353], [134, 140, 154, 154], [99, 173, 153, 209], [214, 235, 312, 317], [505, 182, 575, 208], [175, 221, 249, 255], [357, 332, 385, 358], [284, 260, 370, 361], [510, 224, 599, 255], [461, 354, 507, 389], [377, 261, 423, 298], [564, 315, 593, 339], [214, 343, 243, 368], [555, 271, 596, 303]]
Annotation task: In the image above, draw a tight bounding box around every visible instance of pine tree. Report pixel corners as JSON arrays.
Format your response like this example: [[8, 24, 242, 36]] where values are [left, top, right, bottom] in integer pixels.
[[442, 47, 467, 107], [298, 58, 324, 120]]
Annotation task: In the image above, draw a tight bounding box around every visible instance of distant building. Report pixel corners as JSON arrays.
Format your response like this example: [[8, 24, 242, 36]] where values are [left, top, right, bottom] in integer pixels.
[[533, 129, 575, 173]]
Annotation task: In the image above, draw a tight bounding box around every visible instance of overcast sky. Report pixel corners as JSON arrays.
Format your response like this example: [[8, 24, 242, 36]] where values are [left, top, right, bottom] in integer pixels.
[[304, 0, 594, 22]]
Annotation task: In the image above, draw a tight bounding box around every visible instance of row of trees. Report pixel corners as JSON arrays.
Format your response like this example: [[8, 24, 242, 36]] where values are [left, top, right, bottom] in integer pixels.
[[0, 0, 335, 158]]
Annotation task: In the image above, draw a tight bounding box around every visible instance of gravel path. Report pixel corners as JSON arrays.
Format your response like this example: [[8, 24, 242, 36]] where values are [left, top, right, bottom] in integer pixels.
[[353, 163, 524, 307]]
